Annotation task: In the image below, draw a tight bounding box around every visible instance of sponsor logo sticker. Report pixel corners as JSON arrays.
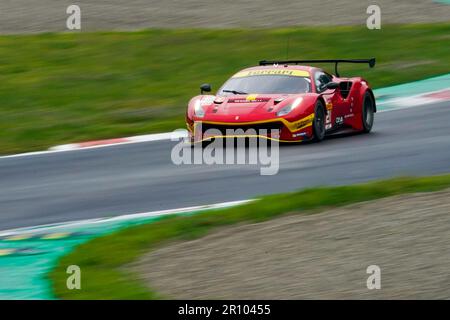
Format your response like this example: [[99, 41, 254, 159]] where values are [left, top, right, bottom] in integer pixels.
[[233, 69, 309, 78]]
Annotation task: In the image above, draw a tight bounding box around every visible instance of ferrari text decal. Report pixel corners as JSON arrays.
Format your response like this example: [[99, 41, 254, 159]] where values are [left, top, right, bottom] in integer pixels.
[[233, 69, 309, 78]]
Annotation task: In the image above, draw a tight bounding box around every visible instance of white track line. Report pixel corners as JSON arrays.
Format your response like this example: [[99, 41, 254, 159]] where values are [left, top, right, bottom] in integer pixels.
[[0, 199, 254, 237], [0, 130, 188, 159]]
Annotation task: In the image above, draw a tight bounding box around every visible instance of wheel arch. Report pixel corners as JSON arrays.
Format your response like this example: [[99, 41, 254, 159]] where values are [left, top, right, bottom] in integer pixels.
[[317, 96, 328, 115], [366, 88, 377, 113]]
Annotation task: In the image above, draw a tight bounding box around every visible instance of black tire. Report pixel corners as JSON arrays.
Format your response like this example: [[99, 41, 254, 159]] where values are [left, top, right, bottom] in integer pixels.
[[362, 92, 375, 133], [312, 101, 326, 142]]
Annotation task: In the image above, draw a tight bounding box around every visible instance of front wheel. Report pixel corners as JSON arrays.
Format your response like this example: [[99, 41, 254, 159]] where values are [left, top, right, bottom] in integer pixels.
[[362, 92, 375, 133], [312, 101, 326, 142]]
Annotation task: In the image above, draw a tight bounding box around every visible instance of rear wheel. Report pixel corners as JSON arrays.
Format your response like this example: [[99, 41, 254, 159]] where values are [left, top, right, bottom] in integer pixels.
[[362, 92, 375, 133], [312, 101, 326, 142]]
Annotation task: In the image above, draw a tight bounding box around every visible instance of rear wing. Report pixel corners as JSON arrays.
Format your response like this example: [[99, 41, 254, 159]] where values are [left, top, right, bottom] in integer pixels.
[[259, 58, 376, 77]]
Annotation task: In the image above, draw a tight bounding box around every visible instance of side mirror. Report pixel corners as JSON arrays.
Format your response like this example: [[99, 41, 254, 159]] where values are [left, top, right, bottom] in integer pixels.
[[200, 83, 212, 94], [326, 82, 339, 90]]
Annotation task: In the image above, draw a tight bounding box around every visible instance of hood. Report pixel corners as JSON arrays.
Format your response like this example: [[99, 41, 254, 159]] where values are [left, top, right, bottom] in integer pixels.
[[203, 94, 301, 119]]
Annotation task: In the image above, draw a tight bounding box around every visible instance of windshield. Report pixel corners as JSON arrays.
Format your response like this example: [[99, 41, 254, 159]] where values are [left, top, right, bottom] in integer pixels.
[[218, 75, 311, 95]]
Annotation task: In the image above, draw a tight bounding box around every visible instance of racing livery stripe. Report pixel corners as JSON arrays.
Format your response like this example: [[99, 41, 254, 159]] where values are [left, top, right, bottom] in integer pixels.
[[194, 113, 314, 133]]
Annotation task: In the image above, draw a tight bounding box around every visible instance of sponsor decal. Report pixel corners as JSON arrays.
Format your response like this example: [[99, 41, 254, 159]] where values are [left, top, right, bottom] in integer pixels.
[[233, 69, 309, 78], [293, 132, 308, 138], [325, 109, 332, 129], [296, 118, 312, 129], [229, 98, 269, 103]]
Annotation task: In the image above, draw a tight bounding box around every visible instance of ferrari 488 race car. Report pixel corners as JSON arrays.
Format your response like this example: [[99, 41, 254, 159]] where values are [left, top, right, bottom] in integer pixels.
[[186, 58, 376, 143]]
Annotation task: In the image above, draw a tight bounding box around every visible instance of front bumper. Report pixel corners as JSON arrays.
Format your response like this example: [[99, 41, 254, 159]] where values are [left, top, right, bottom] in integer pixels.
[[187, 114, 314, 143]]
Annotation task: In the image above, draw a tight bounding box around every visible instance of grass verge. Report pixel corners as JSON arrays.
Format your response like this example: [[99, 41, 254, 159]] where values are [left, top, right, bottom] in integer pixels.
[[0, 23, 449, 154], [50, 174, 450, 299]]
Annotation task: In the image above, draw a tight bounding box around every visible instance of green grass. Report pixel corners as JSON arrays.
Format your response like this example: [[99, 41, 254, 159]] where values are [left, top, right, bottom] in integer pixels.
[[49, 174, 450, 299], [0, 24, 449, 154]]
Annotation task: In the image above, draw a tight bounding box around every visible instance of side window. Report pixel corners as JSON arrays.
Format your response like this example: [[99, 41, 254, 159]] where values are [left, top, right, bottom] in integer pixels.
[[314, 71, 332, 93]]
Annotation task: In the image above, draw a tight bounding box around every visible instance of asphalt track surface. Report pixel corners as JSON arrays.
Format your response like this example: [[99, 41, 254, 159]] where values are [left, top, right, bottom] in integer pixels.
[[0, 102, 449, 230]]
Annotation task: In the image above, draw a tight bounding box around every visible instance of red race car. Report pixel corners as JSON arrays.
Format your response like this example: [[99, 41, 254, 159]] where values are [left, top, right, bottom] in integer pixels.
[[186, 58, 376, 143]]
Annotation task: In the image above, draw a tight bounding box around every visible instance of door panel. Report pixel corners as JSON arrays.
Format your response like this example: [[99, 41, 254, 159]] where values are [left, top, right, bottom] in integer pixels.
[[329, 81, 354, 128]]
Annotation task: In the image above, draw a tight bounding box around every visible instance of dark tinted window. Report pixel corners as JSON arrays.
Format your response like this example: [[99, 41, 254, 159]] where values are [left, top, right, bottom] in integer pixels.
[[314, 72, 332, 92], [218, 75, 311, 95]]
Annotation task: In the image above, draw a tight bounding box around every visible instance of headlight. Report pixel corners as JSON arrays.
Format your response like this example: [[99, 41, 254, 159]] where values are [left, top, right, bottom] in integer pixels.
[[276, 97, 303, 116], [194, 99, 205, 118]]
